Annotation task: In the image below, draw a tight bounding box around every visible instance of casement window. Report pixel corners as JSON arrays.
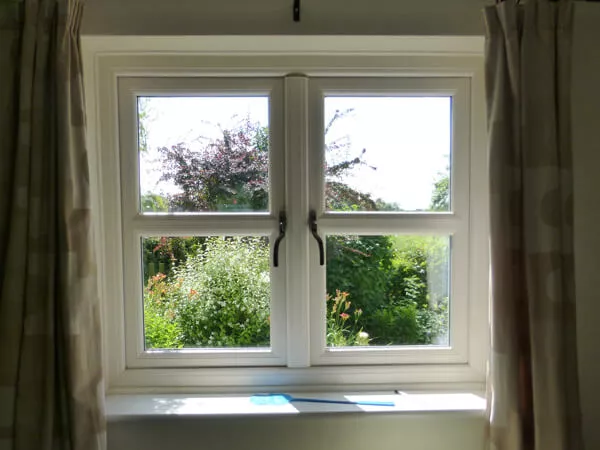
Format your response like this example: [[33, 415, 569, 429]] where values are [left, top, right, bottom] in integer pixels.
[[85, 37, 489, 392]]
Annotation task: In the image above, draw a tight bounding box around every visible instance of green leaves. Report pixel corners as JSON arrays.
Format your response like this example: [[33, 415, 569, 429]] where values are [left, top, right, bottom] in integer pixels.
[[143, 237, 270, 349], [141, 112, 451, 349], [326, 235, 449, 346], [158, 120, 270, 213], [430, 173, 450, 212]]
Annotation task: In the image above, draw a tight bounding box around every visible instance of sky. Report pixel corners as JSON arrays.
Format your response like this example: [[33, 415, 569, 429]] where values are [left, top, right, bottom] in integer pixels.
[[139, 95, 451, 211]]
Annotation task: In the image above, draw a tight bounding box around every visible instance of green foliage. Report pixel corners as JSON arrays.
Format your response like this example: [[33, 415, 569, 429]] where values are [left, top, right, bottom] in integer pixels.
[[392, 236, 449, 307], [326, 290, 370, 347], [416, 297, 449, 344], [175, 237, 270, 347], [430, 173, 450, 211], [142, 236, 205, 280], [369, 298, 448, 345], [326, 235, 449, 346], [143, 273, 184, 349], [138, 97, 151, 153], [141, 193, 169, 212], [326, 235, 394, 314], [370, 236, 449, 345], [142, 110, 450, 349], [143, 237, 271, 348], [326, 181, 378, 211]]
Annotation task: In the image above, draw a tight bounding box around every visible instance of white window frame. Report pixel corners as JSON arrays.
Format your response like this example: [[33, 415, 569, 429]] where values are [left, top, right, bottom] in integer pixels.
[[82, 36, 489, 394], [308, 77, 471, 366], [118, 77, 287, 368]]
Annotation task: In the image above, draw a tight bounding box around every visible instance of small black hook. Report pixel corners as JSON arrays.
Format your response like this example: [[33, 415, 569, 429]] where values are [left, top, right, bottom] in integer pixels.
[[293, 0, 300, 22]]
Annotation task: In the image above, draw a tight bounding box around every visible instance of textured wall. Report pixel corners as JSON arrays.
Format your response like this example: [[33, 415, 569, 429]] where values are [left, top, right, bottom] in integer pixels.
[[82, 0, 488, 36]]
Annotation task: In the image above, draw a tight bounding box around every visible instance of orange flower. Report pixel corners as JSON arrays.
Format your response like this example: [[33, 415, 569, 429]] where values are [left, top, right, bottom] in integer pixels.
[[340, 313, 350, 320]]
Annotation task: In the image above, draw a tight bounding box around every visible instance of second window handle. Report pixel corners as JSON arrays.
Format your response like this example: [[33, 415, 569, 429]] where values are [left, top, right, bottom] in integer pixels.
[[309, 210, 325, 266]]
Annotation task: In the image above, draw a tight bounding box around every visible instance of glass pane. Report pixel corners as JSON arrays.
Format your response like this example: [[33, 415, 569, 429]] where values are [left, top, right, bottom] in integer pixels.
[[324, 97, 451, 212], [325, 235, 450, 347], [142, 236, 271, 349], [138, 96, 270, 213]]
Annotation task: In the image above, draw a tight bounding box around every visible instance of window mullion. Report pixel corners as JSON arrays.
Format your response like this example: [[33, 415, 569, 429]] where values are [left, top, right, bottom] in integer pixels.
[[308, 79, 327, 363], [284, 75, 311, 368]]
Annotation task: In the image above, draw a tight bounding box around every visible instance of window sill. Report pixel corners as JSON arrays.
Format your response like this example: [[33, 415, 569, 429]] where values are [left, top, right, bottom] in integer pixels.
[[106, 392, 486, 420]]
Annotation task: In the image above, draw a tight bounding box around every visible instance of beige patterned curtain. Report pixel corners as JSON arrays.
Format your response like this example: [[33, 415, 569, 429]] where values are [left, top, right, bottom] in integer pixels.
[[0, 1, 106, 449], [484, 1, 583, 449]]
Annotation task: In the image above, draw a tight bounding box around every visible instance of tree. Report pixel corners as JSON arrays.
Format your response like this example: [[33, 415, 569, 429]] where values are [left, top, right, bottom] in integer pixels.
[[326, 234, 394, 315], [157, 112, 377, 214], [142, 236, 205, 280], [141, 193, 169, 212], [158, 119, 269, 212], [430, 173, 450, 211], [324, 109, 378, 211], [138, 97, 152, 153]]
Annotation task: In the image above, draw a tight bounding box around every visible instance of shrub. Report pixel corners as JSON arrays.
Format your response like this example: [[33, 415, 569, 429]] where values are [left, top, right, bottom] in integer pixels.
[[143, 273, 184, 349], [416, 296, 449, 344], [142, 236, 207, 280], [326, 235, 394, 314], [326, 235, 450, 346], [174, 236, 271, 347], [367, 236, 450, 345], [142, 233, 449, 349]]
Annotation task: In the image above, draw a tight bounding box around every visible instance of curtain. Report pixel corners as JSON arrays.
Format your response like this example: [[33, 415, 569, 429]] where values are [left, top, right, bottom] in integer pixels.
[[0, 1, 106, 449], [484, 1, 583, 449]]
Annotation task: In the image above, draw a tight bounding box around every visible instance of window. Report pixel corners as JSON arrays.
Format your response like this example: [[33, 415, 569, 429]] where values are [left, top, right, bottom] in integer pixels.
[[86, 37, 488, 391], [119, 78, 287, 367], [308, 78, 471, 367]]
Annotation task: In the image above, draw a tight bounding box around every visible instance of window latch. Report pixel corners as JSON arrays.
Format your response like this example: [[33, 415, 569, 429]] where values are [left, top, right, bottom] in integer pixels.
[[309, 210, 324, 266], [273, 211, 287, 267]]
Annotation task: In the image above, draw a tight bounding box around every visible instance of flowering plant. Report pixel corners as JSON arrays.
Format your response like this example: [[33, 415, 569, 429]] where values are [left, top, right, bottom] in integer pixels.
[[326, 290, 370, 347]]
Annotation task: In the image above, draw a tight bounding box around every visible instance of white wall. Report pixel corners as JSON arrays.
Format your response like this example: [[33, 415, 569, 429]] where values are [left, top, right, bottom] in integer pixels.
[[573, 4, 600, 450], [82, 0, 488, 36]]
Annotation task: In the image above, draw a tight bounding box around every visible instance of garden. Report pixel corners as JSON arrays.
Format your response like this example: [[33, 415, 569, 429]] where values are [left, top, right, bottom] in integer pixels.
[[139, 111, 451, 349]]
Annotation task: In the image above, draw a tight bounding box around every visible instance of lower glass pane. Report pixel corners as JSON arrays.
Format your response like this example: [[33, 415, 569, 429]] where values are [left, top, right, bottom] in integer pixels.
[[326, 235, 450, 347], [142, 236, 270, 349]]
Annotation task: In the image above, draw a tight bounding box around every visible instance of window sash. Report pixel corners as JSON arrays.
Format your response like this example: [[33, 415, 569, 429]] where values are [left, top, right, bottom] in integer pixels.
[[306, 77, 471, 365], [117, 77, 288, 367], [116, 74, 474, 369]]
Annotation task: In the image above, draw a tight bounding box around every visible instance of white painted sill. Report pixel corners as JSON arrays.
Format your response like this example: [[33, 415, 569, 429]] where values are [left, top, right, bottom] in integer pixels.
[[106, 392, 486, 420]]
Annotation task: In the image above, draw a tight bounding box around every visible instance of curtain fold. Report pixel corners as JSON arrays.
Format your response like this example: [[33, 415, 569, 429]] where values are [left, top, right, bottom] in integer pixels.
[[484, 1, 583, 449], [0, 1, 106, 449]]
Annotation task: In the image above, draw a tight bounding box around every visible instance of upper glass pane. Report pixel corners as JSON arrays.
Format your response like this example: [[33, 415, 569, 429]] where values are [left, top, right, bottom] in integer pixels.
[[324, 96, 451, 212], [138, 96, 270, 213]]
